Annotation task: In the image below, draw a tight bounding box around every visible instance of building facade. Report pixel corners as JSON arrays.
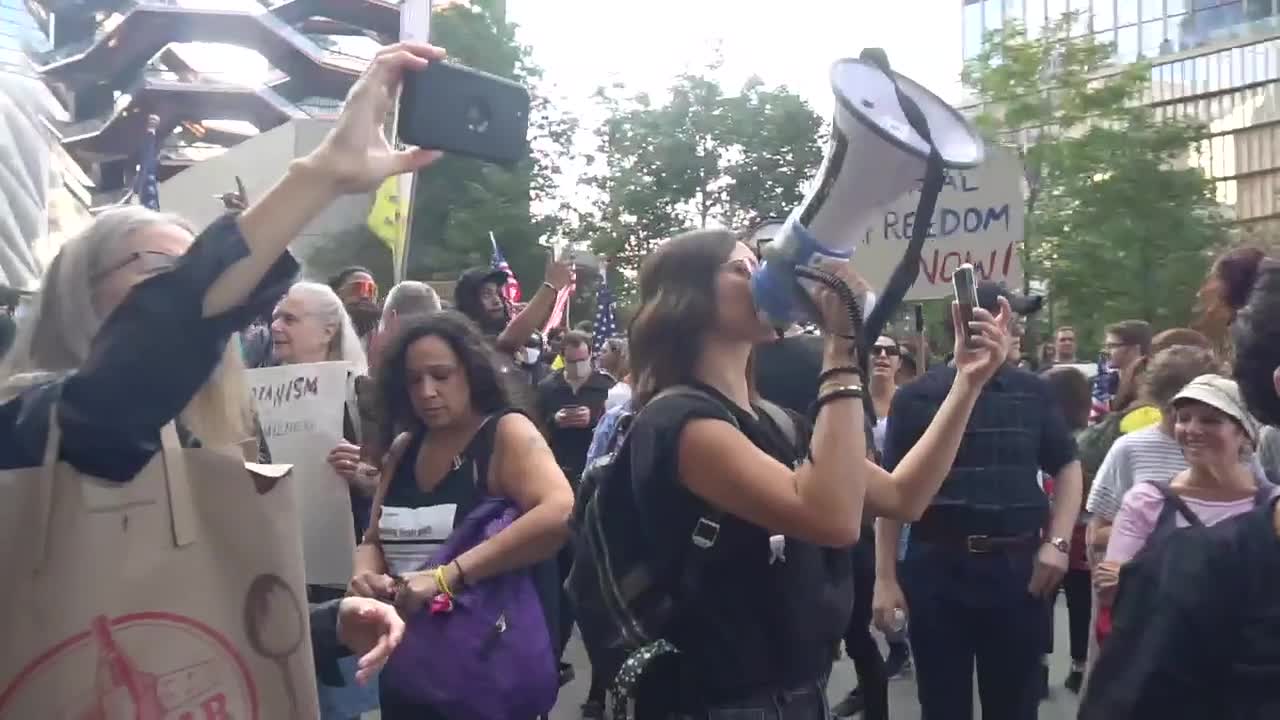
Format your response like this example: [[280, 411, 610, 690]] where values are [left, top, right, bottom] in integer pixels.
[[963, 0, 1280, 234]]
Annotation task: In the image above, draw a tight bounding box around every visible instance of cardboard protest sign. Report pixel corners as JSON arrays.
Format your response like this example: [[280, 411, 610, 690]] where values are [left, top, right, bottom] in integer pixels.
[[856, 145, 1025, 301], [247, 361, 355, 587]]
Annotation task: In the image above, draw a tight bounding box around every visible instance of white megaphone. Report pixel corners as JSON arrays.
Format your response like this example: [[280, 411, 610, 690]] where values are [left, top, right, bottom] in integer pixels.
[[751, 50, 985, 328]]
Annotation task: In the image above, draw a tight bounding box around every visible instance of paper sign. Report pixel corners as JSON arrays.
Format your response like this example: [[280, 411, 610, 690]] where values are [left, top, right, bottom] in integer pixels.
[[247, 361, 355, 587], [856, 146, 1025, 301]]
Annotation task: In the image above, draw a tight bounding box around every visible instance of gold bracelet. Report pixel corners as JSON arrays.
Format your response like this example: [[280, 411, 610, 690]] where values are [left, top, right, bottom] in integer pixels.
[[819, 382, 864, 397], [434, 565, 454, 598]]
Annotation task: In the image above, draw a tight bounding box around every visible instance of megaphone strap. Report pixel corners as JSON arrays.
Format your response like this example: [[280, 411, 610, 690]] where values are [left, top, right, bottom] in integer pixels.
[[857, 50, 948, 410]]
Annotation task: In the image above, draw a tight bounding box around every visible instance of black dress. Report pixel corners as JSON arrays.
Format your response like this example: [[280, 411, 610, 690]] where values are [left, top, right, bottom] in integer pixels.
[[625, 384, 853, 715]]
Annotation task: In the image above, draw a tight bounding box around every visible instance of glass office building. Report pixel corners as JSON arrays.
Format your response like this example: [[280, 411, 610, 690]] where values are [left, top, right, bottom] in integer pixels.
[[963, 0, 1280, 233]]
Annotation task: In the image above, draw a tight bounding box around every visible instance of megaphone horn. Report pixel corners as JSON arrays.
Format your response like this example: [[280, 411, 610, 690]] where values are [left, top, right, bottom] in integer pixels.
[[751, 49, 985, 339]]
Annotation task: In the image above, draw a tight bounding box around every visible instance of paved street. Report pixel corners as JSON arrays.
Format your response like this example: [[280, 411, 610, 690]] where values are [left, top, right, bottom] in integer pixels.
[[549, 597, 1081, 720], [366, 596, 1080, 719]]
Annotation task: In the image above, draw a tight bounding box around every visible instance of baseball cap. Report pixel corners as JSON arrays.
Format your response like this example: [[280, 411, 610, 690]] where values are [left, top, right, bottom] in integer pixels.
[[976, 281, 1043, 316], [1172, 374, 1260, 443]]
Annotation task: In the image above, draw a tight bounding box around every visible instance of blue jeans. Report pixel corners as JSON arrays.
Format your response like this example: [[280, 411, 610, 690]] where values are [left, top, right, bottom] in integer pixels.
[[317, 656, 380, 720], [901, 541, 1044, 720]]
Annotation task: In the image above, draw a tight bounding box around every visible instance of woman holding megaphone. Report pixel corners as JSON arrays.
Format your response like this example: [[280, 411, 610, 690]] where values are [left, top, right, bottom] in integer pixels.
[[615, 228, 1011, 716]]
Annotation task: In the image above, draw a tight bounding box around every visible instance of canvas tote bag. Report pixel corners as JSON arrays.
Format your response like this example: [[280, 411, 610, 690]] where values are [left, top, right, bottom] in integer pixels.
[[0, 415, 320, 720]]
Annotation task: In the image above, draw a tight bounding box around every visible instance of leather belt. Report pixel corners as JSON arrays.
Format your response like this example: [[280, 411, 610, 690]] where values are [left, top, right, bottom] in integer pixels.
[[911, 523, 1039, 554]]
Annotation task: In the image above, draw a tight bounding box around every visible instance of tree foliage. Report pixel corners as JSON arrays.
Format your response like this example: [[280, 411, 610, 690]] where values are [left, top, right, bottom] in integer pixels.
[[963, 12, 1224, 350], [405, 0, 578, 291], [574, 64, 825, 298]]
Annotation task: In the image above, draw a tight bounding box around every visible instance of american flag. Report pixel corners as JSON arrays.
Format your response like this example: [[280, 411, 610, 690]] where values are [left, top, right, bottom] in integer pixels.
[[490, 231, 522, 304], [542, 264, 575, 335], [592, 263, 618, 355], [135, 122, 160, 210], [1090, 355, 1113, 425]]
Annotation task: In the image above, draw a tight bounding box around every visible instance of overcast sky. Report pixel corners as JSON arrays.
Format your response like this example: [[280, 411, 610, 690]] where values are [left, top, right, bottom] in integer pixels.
[[506, 0, 965, 119]]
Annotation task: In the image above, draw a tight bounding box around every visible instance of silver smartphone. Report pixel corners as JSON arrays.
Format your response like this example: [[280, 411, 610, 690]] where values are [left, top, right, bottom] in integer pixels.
[[952, 263, 980, 346]]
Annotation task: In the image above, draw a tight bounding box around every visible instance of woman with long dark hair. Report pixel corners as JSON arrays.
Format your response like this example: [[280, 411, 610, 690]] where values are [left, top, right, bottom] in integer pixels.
[[619, 228, 1010, 716], [349, 311, 572, 719]]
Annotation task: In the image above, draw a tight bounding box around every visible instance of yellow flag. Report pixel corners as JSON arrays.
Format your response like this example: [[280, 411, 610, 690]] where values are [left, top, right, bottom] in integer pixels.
[[367, 176, 407, 273]]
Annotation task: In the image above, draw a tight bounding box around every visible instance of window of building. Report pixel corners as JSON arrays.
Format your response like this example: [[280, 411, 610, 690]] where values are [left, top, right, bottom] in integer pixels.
[[1141, 0, 1164, 21], [1245, 0, 1278, 21], [1117, 22, 1140, 62], [1141, 19, 1167, 56], [1168, 0, 1188, 13], [1095, 0, 1117, 29], [1069, 0, 1091, 32], [985, 0, 1004, 30], [1005, 0, 1025, 23], [965, 0, 985, 59], [1026, 0, 1048, 35], [1117, 0, 1139, 25], [1047, 0, 1069, 28]]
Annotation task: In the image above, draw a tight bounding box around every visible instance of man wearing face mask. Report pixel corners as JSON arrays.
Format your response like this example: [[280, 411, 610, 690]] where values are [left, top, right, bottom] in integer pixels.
[[536, 330, 615, 486], [515, 330, 550, 387]]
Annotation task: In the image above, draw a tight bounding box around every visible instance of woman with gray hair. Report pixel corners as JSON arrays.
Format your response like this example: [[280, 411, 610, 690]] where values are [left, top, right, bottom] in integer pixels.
[[0, 41, 444, 490]]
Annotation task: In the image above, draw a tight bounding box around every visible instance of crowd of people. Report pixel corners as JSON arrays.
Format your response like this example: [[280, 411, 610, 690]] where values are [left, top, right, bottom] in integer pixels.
[[3, 39, 1280, 720]]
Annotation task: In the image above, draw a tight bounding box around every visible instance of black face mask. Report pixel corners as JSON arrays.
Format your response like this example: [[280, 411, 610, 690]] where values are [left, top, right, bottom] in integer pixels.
[[346, 300, 381, 337]]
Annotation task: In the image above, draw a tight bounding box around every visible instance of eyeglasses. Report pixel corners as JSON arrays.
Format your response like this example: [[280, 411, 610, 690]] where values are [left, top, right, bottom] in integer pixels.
[[1103, 341, 1132, 351], [91, 250, 180, 285], [871, 345, 901, 357]]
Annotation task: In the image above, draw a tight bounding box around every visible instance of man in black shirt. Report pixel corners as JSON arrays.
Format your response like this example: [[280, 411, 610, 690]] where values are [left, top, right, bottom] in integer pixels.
[[876, 284, 1081, 720], [754, 329, 823, 416], [536, 330, 615, 485]]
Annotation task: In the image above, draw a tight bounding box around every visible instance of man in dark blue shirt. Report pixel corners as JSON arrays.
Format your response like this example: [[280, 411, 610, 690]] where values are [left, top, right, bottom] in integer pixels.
[[874, 283, 1081, 720]]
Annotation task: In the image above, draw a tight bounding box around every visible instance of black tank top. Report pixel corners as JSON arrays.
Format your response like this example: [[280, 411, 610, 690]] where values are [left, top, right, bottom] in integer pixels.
[[376, 409, 561, 656]]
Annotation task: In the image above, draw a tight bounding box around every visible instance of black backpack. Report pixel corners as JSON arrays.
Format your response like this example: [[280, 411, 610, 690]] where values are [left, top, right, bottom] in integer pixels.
[[565, 386, 797, 715]]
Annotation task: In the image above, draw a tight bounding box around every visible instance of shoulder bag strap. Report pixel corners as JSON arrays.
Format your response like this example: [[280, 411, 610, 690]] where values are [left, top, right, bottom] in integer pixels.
[[1149, 482, 1205, 528]]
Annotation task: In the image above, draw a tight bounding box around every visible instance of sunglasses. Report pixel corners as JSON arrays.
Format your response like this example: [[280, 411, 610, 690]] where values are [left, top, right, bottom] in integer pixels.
[[91, 250, 180, 285], [871, 345, 901, 357], [344, 279, 379, 301]]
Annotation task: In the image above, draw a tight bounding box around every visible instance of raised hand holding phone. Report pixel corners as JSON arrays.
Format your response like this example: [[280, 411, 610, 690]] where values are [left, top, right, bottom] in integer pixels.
[[952, 264, 980, 348]]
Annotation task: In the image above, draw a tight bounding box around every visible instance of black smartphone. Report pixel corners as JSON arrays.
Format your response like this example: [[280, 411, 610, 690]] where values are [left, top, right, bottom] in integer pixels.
[[952, 263, 980, 346], [397, 61, 531, 167]]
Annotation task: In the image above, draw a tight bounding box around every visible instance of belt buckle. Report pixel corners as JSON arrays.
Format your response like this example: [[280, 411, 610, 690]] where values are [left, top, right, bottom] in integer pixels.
[[966, 534, 993, 554]]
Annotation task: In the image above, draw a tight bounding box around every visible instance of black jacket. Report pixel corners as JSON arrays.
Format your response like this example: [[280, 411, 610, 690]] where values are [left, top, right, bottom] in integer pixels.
[[536, 369, 614, 482]]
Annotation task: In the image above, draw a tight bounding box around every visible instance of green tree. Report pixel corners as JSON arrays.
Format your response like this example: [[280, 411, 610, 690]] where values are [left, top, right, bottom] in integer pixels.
[[404, 0, 579, 292], [963, 12, 1224, 350], [577, 66, 824, 299]]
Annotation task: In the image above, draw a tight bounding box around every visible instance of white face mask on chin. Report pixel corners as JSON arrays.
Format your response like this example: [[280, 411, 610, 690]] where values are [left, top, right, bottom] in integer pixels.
[[522, 348, 541, 365], [569, 360, 591, 378]]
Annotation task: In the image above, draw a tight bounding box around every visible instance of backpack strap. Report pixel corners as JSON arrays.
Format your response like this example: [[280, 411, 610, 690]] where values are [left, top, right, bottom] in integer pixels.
[[1254, 483, 1274, 507], [1148, 482, 1205, 528], [755, 399, 799, 453]]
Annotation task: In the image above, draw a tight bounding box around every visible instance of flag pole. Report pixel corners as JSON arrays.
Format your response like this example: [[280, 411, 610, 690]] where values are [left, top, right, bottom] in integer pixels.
[[394, 0, 431, 282]]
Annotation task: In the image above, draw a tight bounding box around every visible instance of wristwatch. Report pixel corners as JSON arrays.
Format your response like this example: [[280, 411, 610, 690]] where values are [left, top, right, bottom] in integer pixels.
[[1046, 536, 1070, 554]]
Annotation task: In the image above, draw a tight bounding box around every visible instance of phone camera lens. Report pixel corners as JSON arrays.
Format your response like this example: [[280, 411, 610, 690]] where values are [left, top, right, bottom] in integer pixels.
[[465, 100, 492, 134]]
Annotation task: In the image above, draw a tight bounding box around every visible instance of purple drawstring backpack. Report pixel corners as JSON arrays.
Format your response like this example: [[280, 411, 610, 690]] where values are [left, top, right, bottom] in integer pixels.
[[380, 497, 559, 719]]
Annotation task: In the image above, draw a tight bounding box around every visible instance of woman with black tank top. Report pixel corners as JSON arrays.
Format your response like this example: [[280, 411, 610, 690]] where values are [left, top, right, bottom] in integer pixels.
[[347, 311, 574, 719], [622, 229, 1012, 717]]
